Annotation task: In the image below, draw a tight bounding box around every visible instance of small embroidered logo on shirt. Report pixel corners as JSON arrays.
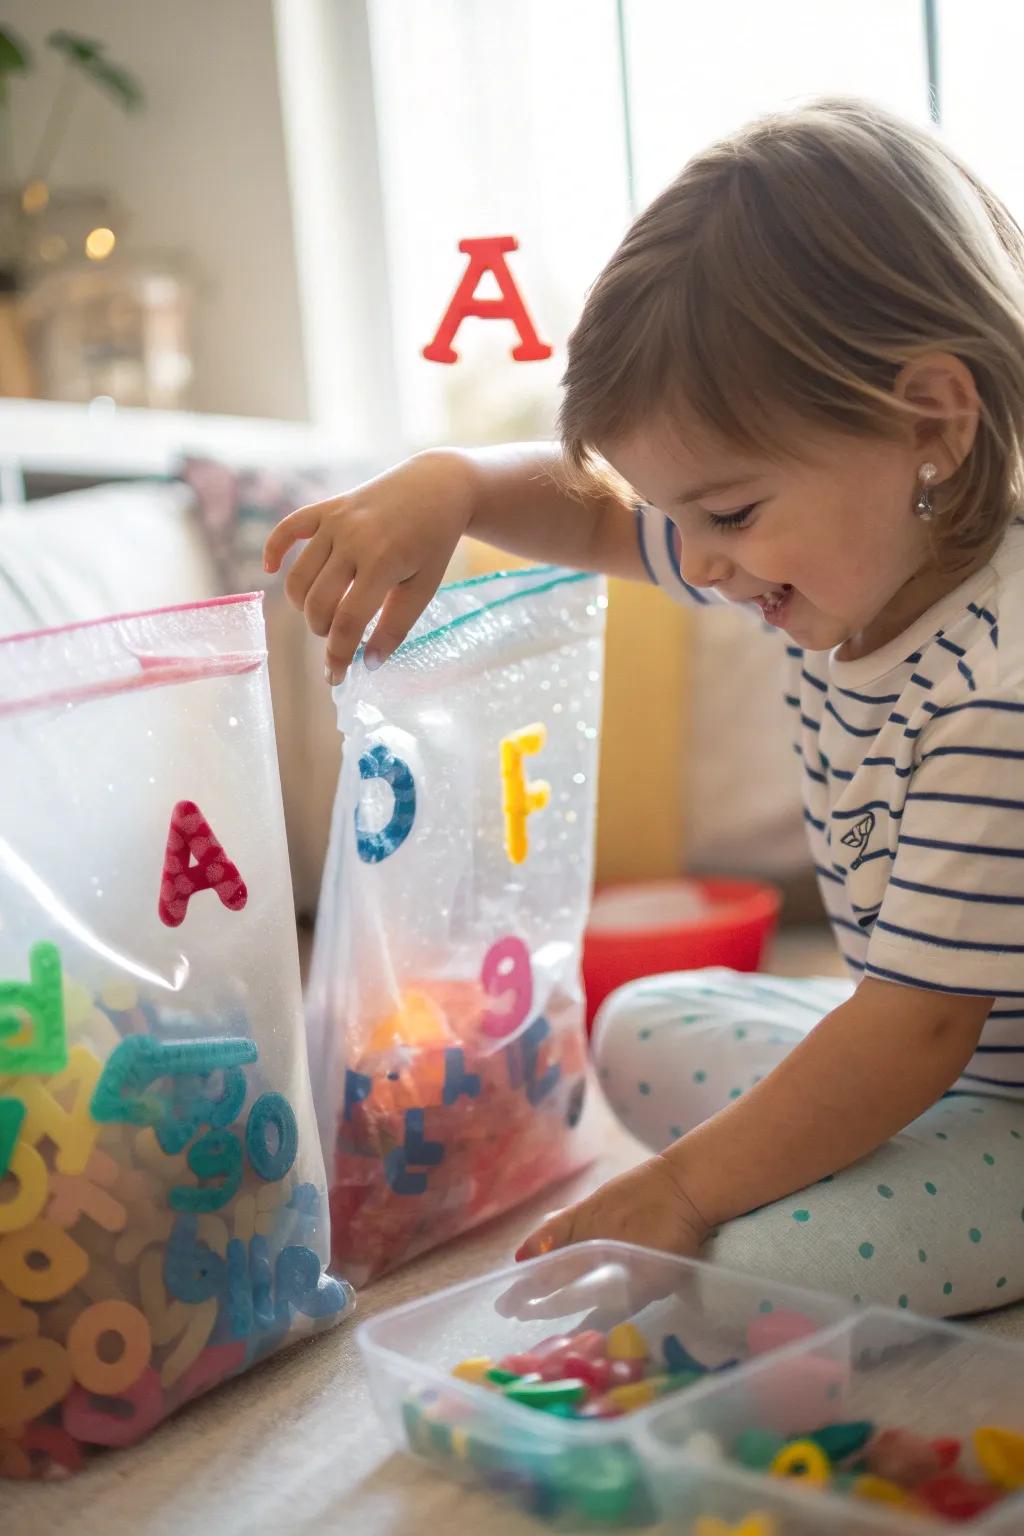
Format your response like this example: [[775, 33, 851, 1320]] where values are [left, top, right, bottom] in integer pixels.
[[840, 811, 876, 869]]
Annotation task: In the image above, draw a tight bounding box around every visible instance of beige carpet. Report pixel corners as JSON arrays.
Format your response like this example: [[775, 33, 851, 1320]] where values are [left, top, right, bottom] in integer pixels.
[[8, 930, 1023, 1535]]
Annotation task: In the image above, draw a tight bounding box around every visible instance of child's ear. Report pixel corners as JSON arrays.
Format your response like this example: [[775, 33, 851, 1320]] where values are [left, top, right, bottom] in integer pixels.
[[894, 352, 981, 468]]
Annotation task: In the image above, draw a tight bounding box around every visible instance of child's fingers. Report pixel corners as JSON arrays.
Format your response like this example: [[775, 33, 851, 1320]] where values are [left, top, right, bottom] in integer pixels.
[[494, 1275, 587, 1321], [263, 503, 328, 573], [515, 1206, 576, 1263], [324, 574, 389, 682], [364, 569, 442, 669], [283, 527, 333, 612], [493, 1271, 554, 1318], [303, 556, 356, 638]]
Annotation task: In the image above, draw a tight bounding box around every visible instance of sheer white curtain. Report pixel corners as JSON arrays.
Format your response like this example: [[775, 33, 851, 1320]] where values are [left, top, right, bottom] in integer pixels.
[[366, 0, 630, 448], [624, 0, 930, 207], [942, 0, 1024, 227]]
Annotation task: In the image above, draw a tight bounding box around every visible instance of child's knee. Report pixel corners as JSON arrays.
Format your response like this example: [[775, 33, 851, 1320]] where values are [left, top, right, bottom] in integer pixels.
[[592, 975, 679, 1068], [592, 968, 756, 1070], [592, 978, 728, 1150]]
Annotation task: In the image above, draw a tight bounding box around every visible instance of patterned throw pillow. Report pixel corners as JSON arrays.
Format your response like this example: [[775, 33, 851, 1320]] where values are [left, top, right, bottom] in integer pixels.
[[179, 457, 333, 593]]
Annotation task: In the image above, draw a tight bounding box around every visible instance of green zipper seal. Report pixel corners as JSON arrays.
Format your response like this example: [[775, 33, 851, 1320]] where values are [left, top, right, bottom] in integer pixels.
[[355, 567, 600, 663]]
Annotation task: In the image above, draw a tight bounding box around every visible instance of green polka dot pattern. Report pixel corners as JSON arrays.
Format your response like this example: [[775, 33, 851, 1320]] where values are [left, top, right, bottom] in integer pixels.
[[592, 971, 1024, 1320]]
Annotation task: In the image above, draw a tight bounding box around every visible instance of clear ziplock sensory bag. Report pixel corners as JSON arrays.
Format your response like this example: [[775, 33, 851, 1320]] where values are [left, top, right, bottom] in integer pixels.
[[306, 566, 607, 1285], [0, 595, 352, 1479]]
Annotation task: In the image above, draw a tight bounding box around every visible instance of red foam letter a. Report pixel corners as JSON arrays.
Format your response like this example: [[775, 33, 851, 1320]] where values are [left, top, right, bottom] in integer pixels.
[[422, 236, 553, 364], [158, 800, 248, 928]]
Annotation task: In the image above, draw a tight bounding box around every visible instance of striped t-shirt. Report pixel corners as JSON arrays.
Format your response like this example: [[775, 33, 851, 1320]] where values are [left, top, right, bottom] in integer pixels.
[[638, 506, 1024, 1099]]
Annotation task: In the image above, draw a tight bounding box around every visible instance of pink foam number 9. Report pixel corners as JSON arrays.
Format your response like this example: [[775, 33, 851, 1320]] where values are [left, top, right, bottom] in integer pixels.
[[480, 937, 533, 1039]]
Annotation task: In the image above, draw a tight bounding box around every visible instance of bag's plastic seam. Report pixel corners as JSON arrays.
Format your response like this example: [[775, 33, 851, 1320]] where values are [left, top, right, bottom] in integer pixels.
[[358, 570, 598, 663], [0, 591, 262, 649]]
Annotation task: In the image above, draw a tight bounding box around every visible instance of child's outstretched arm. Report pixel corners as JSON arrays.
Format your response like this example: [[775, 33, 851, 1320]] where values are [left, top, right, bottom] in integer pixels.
[[517, 979, 992, 1260], [263, 444, 645, 683]]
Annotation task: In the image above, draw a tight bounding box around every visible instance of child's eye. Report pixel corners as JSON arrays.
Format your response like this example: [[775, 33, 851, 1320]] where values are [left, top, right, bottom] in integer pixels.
[[707, 502, 758, 531]]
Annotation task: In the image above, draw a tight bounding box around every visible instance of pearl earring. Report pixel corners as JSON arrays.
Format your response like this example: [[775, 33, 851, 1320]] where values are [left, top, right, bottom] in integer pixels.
[[914, 462, 939, 522]]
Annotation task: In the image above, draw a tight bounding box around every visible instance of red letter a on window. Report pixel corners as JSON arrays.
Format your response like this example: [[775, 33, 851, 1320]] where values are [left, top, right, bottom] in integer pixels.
[[422, 236, 553, 364], [158, 800, 248, 928]]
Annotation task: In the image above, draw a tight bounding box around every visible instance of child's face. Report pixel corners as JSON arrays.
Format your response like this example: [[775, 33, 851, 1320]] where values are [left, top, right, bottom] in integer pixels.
[[604, 414, 939, 654]]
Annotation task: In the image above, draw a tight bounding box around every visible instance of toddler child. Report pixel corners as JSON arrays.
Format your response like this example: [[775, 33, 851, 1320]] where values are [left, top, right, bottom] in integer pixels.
[[266, 97, 1024, 1318]]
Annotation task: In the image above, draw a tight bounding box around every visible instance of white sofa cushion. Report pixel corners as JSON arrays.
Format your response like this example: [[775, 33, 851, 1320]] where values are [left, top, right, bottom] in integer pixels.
[[0, 480, 220, 632]]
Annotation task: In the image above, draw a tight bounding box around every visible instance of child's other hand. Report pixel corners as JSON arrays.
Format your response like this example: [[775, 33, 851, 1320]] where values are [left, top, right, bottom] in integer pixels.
[[262, 449, 480, 683], [515, 1154, 710, 1263]]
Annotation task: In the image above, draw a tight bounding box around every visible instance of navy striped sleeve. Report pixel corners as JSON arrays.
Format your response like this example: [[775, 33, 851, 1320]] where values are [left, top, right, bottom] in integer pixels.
[[866, 690, 1024, 996], [634, 505, 721, 609]]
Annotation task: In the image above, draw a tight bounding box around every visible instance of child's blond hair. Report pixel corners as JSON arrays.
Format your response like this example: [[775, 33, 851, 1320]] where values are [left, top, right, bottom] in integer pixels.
[[560, 97, 1024, 565]]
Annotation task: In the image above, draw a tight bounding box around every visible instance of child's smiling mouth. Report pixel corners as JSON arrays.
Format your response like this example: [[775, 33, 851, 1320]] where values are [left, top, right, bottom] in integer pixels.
[[751, 585, 794, 624]]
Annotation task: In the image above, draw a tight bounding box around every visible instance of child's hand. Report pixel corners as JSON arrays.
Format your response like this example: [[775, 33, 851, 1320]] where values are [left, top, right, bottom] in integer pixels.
[[515, 1154, 710, 1262], [263, 449, 480, 683]]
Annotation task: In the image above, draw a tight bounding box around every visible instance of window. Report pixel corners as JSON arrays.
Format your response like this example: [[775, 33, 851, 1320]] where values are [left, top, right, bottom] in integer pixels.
[[367, 0, 630, 448], [623, 0, 929, 208], [280, 0, 943, 451], [942, 1, 1024, 227]]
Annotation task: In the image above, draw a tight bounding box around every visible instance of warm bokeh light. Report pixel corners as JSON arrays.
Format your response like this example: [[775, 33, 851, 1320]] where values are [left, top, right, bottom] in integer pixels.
[[85, 226, 117, 261], [38, 235, 69, 264], [21, 179, 50, 215]]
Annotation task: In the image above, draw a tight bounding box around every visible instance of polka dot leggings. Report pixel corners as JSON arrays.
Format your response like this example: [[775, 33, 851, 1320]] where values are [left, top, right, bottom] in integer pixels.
[[594, 969, 1024, 1319]]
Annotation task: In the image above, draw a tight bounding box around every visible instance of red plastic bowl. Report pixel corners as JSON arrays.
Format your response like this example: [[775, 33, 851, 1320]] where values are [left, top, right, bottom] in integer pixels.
[[582, 876, 782, 1029]]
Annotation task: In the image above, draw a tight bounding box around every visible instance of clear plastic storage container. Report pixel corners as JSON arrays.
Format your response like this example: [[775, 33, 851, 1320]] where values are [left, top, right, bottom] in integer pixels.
[[357, 1240, 855, 1527], [358, 1243, 1024, 1530], [643, 1307, 1024, 1533]]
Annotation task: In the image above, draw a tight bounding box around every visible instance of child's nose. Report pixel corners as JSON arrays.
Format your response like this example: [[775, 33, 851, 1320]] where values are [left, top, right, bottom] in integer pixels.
[[678, 533, 734, 591]]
